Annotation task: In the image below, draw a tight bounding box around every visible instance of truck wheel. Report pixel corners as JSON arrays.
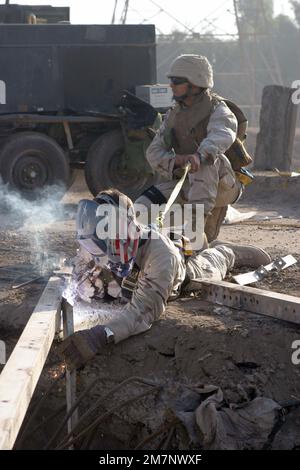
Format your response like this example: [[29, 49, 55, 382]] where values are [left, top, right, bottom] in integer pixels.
[[85, 130, 156, 200], [0, 132, 71, 196]]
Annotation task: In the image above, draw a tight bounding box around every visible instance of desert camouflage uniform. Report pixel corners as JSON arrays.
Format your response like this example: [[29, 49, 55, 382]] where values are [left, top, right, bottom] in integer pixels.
[[136, 91, 242, 242], [105, 231, 235, 343]]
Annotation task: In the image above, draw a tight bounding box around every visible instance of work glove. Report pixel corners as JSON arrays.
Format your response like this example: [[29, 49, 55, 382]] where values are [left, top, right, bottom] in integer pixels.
[[57, 325, 108, 371], [76, 278, 95, 303], [175, 154, 200, 173]]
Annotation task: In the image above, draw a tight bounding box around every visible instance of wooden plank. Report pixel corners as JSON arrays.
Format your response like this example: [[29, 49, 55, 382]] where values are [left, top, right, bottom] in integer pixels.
[[0, 276, 62, 450], [190, 279, 300, 325], [61, 299, 78, 435]]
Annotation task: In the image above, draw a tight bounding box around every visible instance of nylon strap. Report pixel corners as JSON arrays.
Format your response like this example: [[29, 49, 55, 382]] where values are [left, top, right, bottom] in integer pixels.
[[156, 163, 191, 229]]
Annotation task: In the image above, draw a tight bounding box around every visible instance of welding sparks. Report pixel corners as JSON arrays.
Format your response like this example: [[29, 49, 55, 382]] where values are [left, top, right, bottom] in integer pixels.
[[49, 364, 66, 380], [62, 277, 78, 307]]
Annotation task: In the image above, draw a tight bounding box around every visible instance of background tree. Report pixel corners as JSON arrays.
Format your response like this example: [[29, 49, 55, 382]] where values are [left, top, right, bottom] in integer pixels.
[[290, 0, 300, 28], [237, 0, 274, 34]]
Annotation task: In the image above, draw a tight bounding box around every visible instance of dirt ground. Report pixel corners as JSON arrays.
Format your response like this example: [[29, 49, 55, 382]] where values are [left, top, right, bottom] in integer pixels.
[[0, 170, 300, 450]]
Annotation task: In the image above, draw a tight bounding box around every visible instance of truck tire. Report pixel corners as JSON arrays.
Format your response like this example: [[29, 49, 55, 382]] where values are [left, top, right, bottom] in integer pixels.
[[85, 130, 156, 200], [0, 132, 71, 196]]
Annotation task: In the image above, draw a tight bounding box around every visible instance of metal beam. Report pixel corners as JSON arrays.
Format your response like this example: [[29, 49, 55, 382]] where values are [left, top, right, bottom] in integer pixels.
[[62, 299, 78, 436], [0, 277, 62, 450], [190, 279, 300, 325]]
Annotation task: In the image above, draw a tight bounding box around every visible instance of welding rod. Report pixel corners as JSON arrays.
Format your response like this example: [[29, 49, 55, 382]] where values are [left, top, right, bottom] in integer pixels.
[[12, 275, 45, 290], [11, 269, 71, 290]]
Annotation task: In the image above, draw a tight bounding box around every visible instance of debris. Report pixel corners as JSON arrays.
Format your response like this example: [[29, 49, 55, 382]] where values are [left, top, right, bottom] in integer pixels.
[[273, 168, 300, 178], [240, 330, 249, 339], [195, 386, 281, 450], [197, 353, 213, 363], [271, 408, 300, 450], [224, 205, 257, 225], [253, 215, 284, 222], [213, 306, 232, 316], [233, 255, 298, 286]]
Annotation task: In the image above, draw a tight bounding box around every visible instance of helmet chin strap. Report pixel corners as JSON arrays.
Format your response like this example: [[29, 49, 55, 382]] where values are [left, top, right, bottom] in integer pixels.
[[173, 85, 205, 103], [173, 93, 188, 102]]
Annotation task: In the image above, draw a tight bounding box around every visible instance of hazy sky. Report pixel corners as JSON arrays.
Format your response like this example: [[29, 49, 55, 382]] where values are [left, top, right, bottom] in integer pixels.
[[10, 0, 295, 35]]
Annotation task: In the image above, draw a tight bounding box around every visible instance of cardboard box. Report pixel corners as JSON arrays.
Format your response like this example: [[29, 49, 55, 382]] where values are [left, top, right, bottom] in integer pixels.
[[135, 84, 173, 108]]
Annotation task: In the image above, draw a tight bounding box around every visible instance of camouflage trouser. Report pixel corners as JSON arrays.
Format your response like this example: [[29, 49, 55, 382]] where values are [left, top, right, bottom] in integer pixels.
[[135, 155, 242, 243], [186, 245, 235, 281]]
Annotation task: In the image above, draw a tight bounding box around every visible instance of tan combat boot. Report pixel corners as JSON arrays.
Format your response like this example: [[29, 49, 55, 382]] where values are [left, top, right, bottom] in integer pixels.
[[210, 240, 271, 268]]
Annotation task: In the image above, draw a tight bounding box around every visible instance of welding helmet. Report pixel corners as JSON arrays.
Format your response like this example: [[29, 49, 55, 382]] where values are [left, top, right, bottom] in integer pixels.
[[76, 193, 141, 277], [76, 199, 108, 266]]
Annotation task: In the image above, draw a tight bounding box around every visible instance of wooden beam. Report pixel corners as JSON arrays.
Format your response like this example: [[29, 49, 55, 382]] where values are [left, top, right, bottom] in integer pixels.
[[0, 276, 62, 450], [190, 279, 300, 325]]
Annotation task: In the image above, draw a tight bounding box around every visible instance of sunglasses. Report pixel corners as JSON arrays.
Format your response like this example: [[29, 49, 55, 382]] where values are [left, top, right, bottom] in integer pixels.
[[169, 76, 188, 85]]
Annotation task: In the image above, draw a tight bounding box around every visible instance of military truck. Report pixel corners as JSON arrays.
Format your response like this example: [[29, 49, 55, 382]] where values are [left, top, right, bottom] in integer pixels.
[[0, 3, 162, 199]]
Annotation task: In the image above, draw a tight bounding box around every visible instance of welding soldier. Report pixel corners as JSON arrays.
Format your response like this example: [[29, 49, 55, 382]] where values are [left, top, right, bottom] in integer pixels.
[[58, 189, 270, 371], [136, 54, 252, 247]]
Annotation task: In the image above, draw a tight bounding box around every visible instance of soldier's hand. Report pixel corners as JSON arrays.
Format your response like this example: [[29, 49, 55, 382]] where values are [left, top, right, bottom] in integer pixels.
[[175, 154, 200, 173], [76, 278, 95, 303]]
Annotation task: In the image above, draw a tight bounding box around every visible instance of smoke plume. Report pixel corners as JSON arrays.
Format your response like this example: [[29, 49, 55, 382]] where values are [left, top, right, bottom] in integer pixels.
[[0, 179, 70, 273]]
